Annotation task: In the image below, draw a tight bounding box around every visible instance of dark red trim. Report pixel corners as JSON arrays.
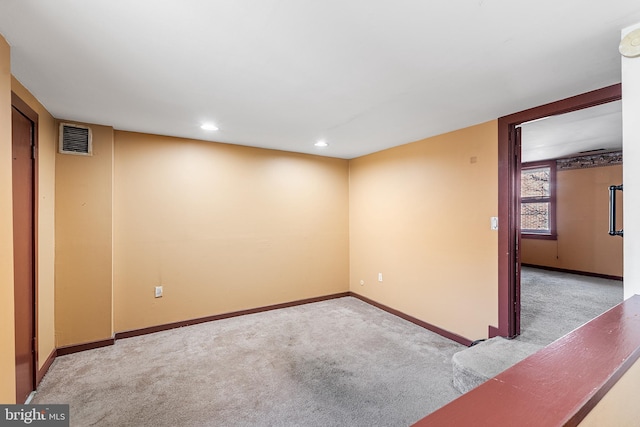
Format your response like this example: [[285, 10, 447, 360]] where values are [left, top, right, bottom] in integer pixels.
[[50, 294, 349, 357], [56, 292, 470, 359], [115, 292, 350, 340], [500, 84, 621, 125], [521, 233, 557, 240], [496, 84, 622, 339], [36, 349, 56, 385], [10, 92, 38, 123], [520, 160, 556, 168], [522, 263, 623, 281], [495, 116, 517, 337], [349, 292, 473, 346], [487, 325, 500, 338], [50, 291, 470, 371], [414, 295, 640, 426], [56, 338, 115, 356]]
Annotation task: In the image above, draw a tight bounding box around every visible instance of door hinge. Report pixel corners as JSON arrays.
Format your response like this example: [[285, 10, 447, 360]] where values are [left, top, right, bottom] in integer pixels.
[[31, 145, 36, 159]]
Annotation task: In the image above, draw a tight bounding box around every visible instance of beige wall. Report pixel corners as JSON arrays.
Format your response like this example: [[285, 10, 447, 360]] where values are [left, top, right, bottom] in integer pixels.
[[349, 121, 498, 341], [579, 356, 640, 427], [55, 122, 114, 346], [0, 35, 16, 404], [10, 77, 57, 369], [113, 131, 350, 332], [623, 22, 640, 299], [521, 165, 623, 277]]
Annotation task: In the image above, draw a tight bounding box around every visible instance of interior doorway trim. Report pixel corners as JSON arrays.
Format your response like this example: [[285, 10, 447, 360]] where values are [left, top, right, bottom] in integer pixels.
[[492, 84, 622, 338]]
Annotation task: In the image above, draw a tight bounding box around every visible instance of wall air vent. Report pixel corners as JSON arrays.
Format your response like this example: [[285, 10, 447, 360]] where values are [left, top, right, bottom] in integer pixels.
[[59, 123, 92, 155]]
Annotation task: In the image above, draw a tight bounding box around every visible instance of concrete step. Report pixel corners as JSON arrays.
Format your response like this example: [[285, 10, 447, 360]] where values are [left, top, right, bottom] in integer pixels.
[[452, 337, 543, 394]]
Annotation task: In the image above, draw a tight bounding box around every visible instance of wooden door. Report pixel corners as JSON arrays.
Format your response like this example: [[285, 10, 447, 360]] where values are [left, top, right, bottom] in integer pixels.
[[12, 103, 36, 403]]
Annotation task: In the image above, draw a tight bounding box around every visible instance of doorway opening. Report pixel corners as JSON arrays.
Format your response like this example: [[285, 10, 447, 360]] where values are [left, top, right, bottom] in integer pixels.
[[493, 84, 621, 339], [517, 102, 624, 343]]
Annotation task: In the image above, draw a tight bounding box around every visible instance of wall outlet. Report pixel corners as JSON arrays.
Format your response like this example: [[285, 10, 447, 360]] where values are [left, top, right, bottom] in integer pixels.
[[360, 280, 365, 286], [378, 273, 383, 282], [155, 286, 163, 298]]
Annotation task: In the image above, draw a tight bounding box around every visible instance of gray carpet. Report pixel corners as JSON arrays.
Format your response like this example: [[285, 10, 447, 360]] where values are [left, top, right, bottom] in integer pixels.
[[518, 266, 623, 346], [33, 297, 464, 427], [451, 337, 542, 394], [452, 267, 624, 393]]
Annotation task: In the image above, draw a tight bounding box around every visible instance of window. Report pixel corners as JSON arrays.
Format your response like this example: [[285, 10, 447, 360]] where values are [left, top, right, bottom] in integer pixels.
[[521, 161, 556, 239]]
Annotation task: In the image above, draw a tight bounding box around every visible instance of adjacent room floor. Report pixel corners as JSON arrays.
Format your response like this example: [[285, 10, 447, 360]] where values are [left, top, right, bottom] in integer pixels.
[[518, 266, 624, 347]]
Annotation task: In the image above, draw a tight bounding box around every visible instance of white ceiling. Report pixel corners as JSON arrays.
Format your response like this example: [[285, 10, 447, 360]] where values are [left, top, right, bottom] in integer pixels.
[[521, 100, 622, 163], [1, 1, 639, 159]]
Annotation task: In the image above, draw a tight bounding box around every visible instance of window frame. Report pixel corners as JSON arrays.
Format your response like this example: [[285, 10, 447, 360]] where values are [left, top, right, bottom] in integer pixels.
[[520, 160, 557, 240]]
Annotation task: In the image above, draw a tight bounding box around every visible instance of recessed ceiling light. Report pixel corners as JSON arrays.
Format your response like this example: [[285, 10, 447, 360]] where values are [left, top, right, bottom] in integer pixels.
[[314, 140, 328, 148], [201, 123, 219, 131]]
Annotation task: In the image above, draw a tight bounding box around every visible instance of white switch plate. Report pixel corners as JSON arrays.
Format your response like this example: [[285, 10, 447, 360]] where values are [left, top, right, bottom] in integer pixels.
[[378, 273, 383, 282], [490, 217, 498, 230], [155, 286, 163, 298]]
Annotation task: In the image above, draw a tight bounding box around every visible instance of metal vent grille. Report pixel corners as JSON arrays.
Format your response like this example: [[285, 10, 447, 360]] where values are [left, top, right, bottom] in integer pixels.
[[59, 123, 92, 155]]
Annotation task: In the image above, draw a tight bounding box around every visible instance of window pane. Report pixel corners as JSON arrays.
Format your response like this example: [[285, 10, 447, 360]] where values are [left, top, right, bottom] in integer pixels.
[[521, 167, 550, 198], [522, 202, 549, 231]]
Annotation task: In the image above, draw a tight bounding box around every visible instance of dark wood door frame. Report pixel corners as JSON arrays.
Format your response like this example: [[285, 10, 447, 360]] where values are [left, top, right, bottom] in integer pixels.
[[11, 92, 39, 402], [491, 84, 622, 338]]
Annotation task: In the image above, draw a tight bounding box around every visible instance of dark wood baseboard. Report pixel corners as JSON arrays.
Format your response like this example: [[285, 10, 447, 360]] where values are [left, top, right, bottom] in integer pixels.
[[349, 292, 473, 347], [522, 263, 623, 281], [33, 291, 472, 396], [36, 348, 57, 385], [33, 293, 350, 385], [115, 292, 351, 340], [487, 325, 500, 339], [56, 338, 115, 356], [50, 291, 471, 367]]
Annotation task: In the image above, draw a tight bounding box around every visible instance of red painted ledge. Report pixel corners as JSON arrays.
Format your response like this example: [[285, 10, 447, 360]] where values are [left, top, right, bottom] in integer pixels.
[[413, 295, 640, 427]]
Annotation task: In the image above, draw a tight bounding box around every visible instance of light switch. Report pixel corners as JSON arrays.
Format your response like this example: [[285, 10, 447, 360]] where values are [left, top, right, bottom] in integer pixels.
[[490, 217, 498, 230], [155, 286, 163, 298]]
